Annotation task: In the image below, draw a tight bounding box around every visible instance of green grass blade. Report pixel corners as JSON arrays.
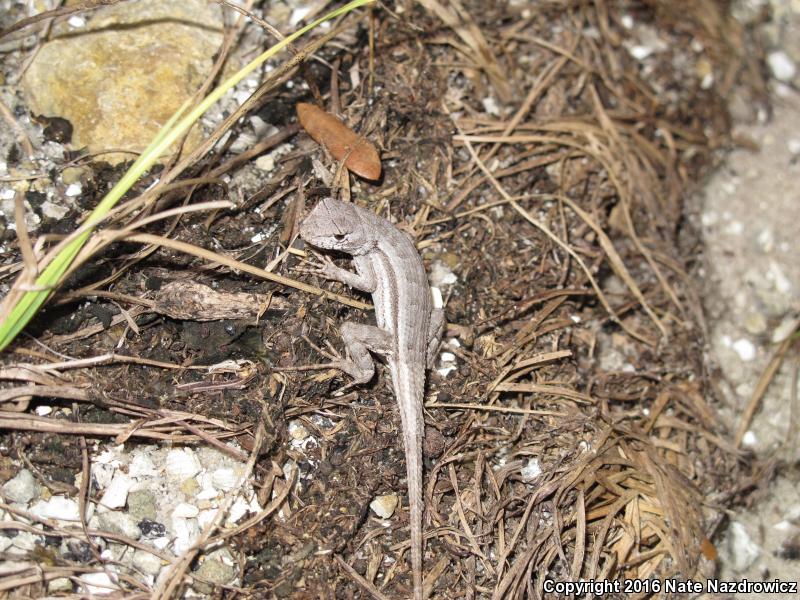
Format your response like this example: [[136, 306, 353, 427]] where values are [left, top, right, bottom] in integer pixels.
[[0, 0, 374, 350]]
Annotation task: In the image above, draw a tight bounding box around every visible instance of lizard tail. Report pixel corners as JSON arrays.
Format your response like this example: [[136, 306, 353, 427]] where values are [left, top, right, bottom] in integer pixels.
[[409, 450, 424, 600]]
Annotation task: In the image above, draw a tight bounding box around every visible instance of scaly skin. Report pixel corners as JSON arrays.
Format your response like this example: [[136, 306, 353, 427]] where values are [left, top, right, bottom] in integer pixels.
[[300, 198, 442, 600]]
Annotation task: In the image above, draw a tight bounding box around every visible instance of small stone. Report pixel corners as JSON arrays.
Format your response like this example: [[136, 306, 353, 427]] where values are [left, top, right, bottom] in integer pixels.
[[60, 166, 86, 185], [48, 577, 73, 592], [128, 450, 158, 478], [11, 530, 38, 551], [40, 200, 68, 220], [788, 138, 800, 155], [288, 421, 309, 441], [173, 502, 200, 518], [172, 516, 200, 554], [98, 511, 141, 540], [132, 549, 163, 576], [138, 518, 166, 538], [743, 313, 767, 336], [79, 571, 116, 595], [370, 494, 399, 518], [180, 477, 200, 496], [767, 51, 797, 82], [2, 469, 38, 504], [30, 496, 80, 521], [431, 286, 444, 309], [211, 467, 239, 492], [521, 458, 542, 482], [732, 338, 756, 362], [165, 448, 202, 479], [127, 489, 157, 522], [227, 496, 251, 525], [100, 472, 132, 510], [726, 522, 760, 570], [254, 154, 277, 171], [430, 261, 458, 286], [193, 550, 236, 593], [757, 228, 774, 253], [482, 96, 500, 116], [64, 183, 82, 197], [629, 45, 653, 60], [742, 430, 758, 447], [767, 262, 792, 294], [772, 316, 799, 344]]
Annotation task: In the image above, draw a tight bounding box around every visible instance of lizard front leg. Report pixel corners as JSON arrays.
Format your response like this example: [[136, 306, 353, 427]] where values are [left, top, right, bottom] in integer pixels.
[[305, 253, 377, 294], [333, 321, 393, 392]]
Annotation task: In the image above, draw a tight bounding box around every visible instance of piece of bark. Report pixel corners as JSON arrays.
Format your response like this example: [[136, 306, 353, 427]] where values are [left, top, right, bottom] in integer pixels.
[[151, 280, 282, 321]]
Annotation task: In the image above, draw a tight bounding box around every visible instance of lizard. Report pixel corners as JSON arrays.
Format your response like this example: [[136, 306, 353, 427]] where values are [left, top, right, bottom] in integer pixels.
[[298, 197, 444, 600]]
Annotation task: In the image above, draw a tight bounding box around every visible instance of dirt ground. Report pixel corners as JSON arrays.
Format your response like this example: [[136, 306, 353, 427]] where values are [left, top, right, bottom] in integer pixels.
[[0, 1, 797, 599]]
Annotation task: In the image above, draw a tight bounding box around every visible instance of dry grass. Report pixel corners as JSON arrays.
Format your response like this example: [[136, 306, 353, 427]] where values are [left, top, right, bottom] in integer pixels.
[[0, 0, 764, 597]]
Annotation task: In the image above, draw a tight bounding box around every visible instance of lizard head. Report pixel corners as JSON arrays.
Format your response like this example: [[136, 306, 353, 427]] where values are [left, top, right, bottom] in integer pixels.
[[299, 198, 374, 254]]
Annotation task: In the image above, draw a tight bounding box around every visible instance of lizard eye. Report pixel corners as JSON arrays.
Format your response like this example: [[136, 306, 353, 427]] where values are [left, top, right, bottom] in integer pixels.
[[333, 234, 345, 241]]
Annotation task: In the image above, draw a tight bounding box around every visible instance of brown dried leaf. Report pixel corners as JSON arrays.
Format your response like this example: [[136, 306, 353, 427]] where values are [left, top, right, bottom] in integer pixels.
[[296, 102, 381, 180]]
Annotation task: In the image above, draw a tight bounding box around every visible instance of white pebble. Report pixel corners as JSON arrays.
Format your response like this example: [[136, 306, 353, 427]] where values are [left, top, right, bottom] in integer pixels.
[[742, 430, 758, 446], [100, 473, 132, 510], [767, 262, 792, 294], [65, 183, 82, 197], [34, 405, 52, 416], [788, 138, 800, 155], [629, 45, 653, 60], [430, 286, 444, 309], [30, 496, 81, 521], [226, 496, 251, 525], [437, 365, 457, 377], [767, 51, 797, 82], [430, 262, 457, 286], [370, 494, 399, 518], [290, 7, 312, 26], [172, 502, 200, 518], [732, 338, 756, 362], [727, 522, 760, 570], [132, 550, 163, 577], [79, 571, 116, 595], [521, 458, 541, 482], [772, 316, 799, 344], [2, 469, 38, 504], [40, 200, 68, 220], [128, 451, 158, 478], [211, 467, 239, 492], [482, 96, 500, 116], [164, 448, 202, 479]]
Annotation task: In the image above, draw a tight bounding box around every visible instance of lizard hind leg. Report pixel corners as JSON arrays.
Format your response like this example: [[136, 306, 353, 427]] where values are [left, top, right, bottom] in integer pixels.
[[332, 321, 393, 394], [426, 308, 445, 369]]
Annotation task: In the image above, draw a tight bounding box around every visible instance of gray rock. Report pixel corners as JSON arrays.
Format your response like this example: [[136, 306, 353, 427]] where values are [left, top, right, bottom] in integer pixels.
[[193, 549, 236, 593], [132, 549, 163, 576], [48, 577, 73, 593], [2, 469, 38, 504], [127, 489, 157, 522], [98, 511, 141, 540]]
